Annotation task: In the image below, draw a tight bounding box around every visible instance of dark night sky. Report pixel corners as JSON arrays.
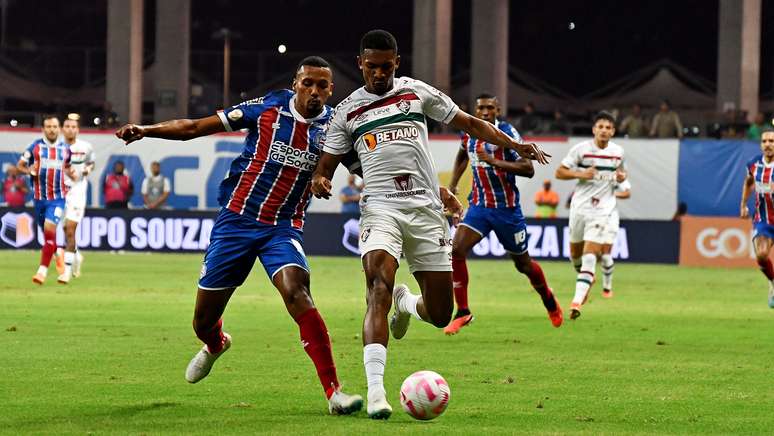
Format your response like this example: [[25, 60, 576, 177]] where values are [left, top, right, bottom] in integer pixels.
[[3, 0, 774, 95]]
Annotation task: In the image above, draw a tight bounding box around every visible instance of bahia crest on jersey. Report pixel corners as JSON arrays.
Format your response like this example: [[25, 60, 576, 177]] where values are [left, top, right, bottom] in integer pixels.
[[215, 89, 331, 229]]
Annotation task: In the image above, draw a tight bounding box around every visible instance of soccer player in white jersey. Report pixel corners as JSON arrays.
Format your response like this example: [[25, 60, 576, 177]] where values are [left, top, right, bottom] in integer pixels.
[[58, 115, 95, 284], [311, 29, 550, 419], [598, 180, 631, 299], [556, 111, 627, 320]]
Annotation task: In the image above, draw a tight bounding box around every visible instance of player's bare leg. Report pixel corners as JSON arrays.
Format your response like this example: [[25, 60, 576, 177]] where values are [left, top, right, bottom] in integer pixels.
[[511, 252, 563, 327], [752, 236, 774, 308], [362, 249, 399, 419], [600, 244, 615, 298], [33, 220, 59, 284], [569, 241, 584, 273], [57, 219, 78, 284], [445, 225, 483, 334], [186, 287, 235, 383], [273, 266, 363, 414], [570, 241, 602, 320]]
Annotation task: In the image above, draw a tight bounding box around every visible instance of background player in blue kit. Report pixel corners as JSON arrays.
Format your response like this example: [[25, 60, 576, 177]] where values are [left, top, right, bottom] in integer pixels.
[[446, 93, 563, 334], [17, 115, 71, 284], [116, 56, 364, 414], [740, 129, 774, 308]]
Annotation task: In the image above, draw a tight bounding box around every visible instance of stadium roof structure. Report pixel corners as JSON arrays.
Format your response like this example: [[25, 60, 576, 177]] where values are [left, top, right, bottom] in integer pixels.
[[580, 59, 716, 110], [451, 66, 578, 112]]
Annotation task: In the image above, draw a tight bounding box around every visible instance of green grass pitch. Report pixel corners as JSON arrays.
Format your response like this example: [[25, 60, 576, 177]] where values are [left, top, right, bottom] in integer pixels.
[[2, 251, 773, 435]]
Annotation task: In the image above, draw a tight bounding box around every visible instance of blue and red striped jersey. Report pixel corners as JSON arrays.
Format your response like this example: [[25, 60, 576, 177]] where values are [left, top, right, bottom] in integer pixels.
[[21, 138, 70, 201], [463, 120, 523, 208], [747, 154, 774, 225], [216, 89, 358, 229]]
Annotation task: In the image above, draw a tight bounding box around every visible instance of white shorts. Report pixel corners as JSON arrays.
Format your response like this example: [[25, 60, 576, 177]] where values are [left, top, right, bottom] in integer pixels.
[[359, 206, 452, 274], [569, 209, 619, 245], [64, 193, 87, 223]]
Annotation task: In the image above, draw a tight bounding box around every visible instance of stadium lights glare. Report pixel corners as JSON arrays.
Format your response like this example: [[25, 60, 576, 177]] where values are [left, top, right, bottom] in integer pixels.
[[10, 119, 18, 127], [93, 117, 101, 126], [278, 44, 287, 54]]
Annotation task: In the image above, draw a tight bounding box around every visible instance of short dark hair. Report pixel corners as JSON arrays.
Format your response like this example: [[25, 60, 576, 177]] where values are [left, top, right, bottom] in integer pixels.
[[42, 114, 59, 125], [360, 29, 398, 54], [295, 56, 331, 74], [593, 111, 616, 125], [475, 92, 496, 101], [761, 127, 774, 136]]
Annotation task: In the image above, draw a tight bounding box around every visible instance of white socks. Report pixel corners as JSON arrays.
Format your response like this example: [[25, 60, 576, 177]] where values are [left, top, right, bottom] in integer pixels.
[[572, 253, 597, 305], [36, 265, 48, 276], [64, 251, 75, 276], [601, 254, 614, 290], [363, 343, 387, 402], [398, 291, 422, 321]]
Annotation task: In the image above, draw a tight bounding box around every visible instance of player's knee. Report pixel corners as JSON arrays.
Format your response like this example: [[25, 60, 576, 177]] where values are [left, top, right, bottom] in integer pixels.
[[366, 279, 392, 313], [755, 253, 770, 264], [283, 285, 313, 310], [451, 244, 467, 259]]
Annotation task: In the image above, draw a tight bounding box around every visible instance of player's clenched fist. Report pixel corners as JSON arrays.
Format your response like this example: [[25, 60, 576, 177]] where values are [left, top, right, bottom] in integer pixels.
[[311, 174, 332, 199], [115, 124, 146, 145]]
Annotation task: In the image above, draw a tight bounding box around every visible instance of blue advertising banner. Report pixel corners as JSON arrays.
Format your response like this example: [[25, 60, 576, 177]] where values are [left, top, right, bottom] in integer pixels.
[[678, 139, 760, 217], [0, 207, 679, 263]]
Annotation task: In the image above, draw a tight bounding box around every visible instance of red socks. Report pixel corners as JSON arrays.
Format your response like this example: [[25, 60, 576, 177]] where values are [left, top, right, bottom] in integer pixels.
[[757, 257, 774, 280], [196, 318, 225, 354], [524, 260, 557, 311], [296, 308, 339, 399], [40, 227, 57, 268], [451, 254, 469, 311]]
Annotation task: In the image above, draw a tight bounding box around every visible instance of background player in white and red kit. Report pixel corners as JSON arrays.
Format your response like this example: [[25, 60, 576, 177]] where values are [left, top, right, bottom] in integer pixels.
[[58, 114, 95, 284], [740, 129, 774, 308], [556, 112, 627, 319], [597, 180, 631, 298], [116, 57, 363, 414], [311, 30, 550, 419], [445, 93, 562, 335]]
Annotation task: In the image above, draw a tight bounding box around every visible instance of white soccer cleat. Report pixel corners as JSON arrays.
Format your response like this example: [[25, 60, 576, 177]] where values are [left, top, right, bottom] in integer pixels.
[[57, 271, 71, 284], [367, 391, 392, 420], [328, 389, 364, 415], [72, 252, 84, 278], [389, 284, 412, 340], [185, 332, 231, 383]]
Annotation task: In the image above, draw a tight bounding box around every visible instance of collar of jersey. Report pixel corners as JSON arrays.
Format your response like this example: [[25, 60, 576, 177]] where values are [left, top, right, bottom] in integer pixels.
[[289, 95, 329, 124]]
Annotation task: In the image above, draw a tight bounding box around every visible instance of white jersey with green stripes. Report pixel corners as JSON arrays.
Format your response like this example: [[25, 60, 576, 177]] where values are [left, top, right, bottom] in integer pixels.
[[561, 139, 626, 216], [323, 76, 459, 210]]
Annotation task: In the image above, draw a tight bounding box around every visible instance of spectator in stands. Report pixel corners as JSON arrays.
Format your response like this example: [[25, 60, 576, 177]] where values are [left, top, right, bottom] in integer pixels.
[[747, 112, 767, 141], [619, 104, 648, 138], [2, 166, 29, 207], [534, 179, 560, 218], [518, 102, 540, 135], [339, 174, 362, 214], [103, 161, 133, 209], [142, 161, 171, 209], [546, 109, 569, 134], [650, 100, 683, 138]]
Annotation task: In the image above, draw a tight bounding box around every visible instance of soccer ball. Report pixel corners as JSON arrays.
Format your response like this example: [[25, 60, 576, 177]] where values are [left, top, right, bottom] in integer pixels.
[[399, 370, 451, 420]]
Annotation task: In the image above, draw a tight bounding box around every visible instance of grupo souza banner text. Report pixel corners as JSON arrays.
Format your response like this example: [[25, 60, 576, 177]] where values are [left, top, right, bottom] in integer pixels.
[[0, 208, 679, 263]]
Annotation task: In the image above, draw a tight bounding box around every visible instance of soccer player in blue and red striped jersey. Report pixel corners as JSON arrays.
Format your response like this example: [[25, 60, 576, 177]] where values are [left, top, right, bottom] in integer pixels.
[[445, 93, 563, 334], [115, 56, 364, 414], [740, 129, 774, 308], [17, 115, 71, 284]]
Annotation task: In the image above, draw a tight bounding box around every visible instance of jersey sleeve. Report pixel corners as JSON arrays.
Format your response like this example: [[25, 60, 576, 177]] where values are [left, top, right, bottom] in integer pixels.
[[322, 107, 352, 156], [340, 149, 362, 174], [746, 156, 760, 176], [163, 177, 171, 192], [560, 143, 583, 169], [501, 123, 522, 161], [217, 94, 275, 132], [21, 142, 36, 165], [616, 179, 632, 192], [413, 79, 459, 124]]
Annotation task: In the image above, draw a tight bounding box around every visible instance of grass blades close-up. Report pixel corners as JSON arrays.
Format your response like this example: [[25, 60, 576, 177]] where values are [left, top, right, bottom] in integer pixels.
[[2, 251, 773, 435]]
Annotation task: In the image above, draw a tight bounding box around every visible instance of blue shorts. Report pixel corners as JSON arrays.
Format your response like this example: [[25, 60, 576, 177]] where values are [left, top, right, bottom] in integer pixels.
[[198, 208, 308, 290], [461, 205, 528, 254], [34, 199, 65, 228], [753, 222, 774, 241]]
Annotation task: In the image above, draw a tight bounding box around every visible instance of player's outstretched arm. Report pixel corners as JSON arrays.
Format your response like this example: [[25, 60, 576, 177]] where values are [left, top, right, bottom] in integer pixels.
[[311, 151, 345, 199], [555, 165, 596, 181], [740, 173, 754, 219], [448, 111, 551, 164], [115, 115, 225, 145]]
